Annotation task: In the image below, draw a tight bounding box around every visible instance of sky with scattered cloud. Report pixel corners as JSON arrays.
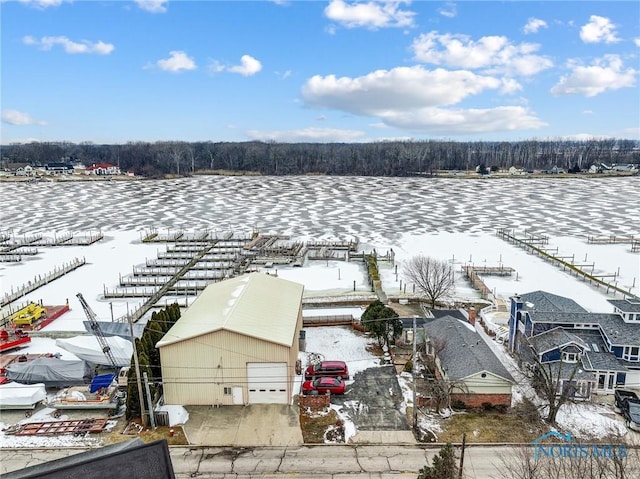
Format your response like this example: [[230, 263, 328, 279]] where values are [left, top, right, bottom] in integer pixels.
[[2, 1, 638, 143]]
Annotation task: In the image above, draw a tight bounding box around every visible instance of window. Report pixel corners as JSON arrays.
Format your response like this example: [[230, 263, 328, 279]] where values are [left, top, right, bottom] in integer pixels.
[[562, 351, 578, 363], [223, 387, 232, 395], [623, 346, 640, 362]]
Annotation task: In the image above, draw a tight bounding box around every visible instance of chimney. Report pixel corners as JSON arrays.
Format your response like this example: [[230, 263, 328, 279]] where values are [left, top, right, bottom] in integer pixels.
[[468, 307, 476, 325]]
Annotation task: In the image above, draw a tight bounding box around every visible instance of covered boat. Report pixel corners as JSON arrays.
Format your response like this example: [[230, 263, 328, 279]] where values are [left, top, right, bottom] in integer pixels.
[[0, 382, 46, 410], [5, 358, 92, 388], [47, 374, 121, 411], [55, 335, 132, 367]]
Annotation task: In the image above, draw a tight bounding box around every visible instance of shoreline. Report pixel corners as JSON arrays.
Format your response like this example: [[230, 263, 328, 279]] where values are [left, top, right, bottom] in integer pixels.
[[1, 170, 637, 182]]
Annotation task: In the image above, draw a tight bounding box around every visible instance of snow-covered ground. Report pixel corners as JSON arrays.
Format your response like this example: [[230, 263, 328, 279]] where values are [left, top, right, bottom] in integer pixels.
[[1, 176, 639, 446]]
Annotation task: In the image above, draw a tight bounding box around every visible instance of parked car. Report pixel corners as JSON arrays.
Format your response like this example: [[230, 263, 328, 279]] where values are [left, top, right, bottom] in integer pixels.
[[623, 399, 640, 431], [614, 389, 639, 413], [301, 376, 346, 396], [304, 360, 349, 380]]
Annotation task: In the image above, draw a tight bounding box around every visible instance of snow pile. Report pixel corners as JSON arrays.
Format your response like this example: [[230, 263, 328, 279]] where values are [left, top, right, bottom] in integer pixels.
[[156, 404, 189, 426], [555, 403, 626, 439]]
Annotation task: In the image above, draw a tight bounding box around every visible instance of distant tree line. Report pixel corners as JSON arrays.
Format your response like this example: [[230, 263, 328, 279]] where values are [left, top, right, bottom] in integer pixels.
[[1, 139, 638, 178]]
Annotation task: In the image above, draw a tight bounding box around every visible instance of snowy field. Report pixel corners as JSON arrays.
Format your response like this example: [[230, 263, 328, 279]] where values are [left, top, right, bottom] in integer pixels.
[[1, 175, 639, 446]]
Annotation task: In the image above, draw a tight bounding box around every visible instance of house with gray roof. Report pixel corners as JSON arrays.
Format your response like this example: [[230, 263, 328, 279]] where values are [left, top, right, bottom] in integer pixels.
[[422, 314, 514, 408], [508, 291, 640, 397]]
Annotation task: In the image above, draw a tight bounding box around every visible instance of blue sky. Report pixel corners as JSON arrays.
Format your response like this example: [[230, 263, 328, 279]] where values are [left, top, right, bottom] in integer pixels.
[[1, 0, 639, 144]]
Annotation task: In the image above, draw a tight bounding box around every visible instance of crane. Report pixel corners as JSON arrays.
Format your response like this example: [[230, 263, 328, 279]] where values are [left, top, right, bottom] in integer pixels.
[[76, 293, 118, 369]]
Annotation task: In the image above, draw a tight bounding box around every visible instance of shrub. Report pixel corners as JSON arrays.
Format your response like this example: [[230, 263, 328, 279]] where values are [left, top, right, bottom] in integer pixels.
[[404, 360, 413, 373]]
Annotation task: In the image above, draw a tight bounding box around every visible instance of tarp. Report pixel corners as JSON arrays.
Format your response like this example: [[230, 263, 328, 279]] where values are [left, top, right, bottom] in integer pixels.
[[55, 335, 133, 367], [89, 373, 116, 393], [0, 382, 47, 409], [83, 321, 145, 340], [5, 358, 92, 387]]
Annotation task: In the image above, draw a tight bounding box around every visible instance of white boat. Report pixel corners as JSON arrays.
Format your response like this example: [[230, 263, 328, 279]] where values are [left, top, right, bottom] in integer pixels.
[[0, 382, 46, 410], [55, 335, 132, 367]]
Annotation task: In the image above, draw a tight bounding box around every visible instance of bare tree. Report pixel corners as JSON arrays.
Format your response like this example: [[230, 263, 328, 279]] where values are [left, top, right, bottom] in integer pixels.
[[528, 348, 583, 425], [422, 339, 468, 413], [404, 256, 455, 308], [497, 440, 638, 479]]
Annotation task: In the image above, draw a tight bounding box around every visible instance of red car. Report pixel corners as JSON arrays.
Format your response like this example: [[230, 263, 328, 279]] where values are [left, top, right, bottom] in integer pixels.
[[301, 376, 346, 395], [304, 360, 349, 380]]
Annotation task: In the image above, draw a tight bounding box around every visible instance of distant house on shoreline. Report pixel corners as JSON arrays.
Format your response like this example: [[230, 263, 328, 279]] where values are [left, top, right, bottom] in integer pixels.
[[86, 163, 121, 176]]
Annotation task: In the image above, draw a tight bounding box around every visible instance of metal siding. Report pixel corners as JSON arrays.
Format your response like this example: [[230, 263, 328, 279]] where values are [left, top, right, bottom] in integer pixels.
[[159, 330, 294, 405]]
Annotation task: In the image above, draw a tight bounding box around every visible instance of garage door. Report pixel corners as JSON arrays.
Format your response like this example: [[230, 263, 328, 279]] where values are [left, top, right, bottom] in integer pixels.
[[247, 362, 288, 404]]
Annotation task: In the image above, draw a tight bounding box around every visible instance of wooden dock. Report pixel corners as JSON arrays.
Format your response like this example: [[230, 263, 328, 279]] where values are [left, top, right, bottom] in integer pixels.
[[1, 258, 86, 307], [496, 228, 638, 300], [462, 265, 513, 300]]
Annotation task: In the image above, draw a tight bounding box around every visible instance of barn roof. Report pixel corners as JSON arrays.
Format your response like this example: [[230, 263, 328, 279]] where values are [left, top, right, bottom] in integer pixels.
[[156, 273, 304, 348]]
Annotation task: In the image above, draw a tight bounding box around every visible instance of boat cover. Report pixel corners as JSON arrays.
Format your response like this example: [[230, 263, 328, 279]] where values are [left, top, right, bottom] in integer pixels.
[[55, 335, 133, 367], [5, 358, 92, 387], [83, 321, 144, 340], [0, 382, 46, 409]]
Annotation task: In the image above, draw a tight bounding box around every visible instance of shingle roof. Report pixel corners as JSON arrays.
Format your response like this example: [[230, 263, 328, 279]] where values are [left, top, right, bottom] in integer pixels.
[[423, 316, 513, 383], [542, 360, 596, 381], [609, 298, 640, 313], [156, 273, 304, 348], [519, 291, 587, 313], [529, 311, 640, 347], [582, 351, 628, 372], [528, 327, 589, 354]]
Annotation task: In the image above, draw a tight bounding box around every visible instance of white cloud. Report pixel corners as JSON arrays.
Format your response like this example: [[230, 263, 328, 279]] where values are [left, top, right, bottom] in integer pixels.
[[438, 2, 456, 18], [635, 38, 640, 47], [246, 127, 365, 142], [302, 66, 502, 111], [580, 15, 620, 44], [228, 55, 262, 76], [301, 65, 545, 134], [1, 109, 47, 126], [22, 35, 114, 54], [324, 0, 415, 29], [583, 110, 594, 115], [135, 0, 168, 13], [550, 54, 636, 97], [411, 31, 552, 76], [154, 51, 197, 73], [19, 0, 69, 8], [377, 105, 546, 134], [523, 17, 547, 34], [500, 78, 522, 94]]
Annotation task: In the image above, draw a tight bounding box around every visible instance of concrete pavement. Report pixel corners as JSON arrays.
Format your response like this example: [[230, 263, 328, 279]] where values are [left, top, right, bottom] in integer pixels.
[[0, 444, 515, 477], [182, 404, 303, 446]]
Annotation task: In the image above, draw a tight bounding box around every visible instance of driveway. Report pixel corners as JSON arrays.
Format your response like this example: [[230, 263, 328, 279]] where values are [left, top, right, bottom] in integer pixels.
[[182, 404, 303, 446], [332, 365, 410, 431]]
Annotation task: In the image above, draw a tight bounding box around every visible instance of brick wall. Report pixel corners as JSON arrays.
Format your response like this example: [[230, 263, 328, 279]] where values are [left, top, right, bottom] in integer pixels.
[[450, 393, 511, 408], [418, 393, 511, 409], [299, 393, 331, 409]]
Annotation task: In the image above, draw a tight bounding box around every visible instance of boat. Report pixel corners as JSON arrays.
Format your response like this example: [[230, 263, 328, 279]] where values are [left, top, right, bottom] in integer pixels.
[[55, 335, 132, 367], [5, 357, 92, 388], [0, 329, 31, 353], [0, 382, 46, 410], [47, 373, 123, 412]]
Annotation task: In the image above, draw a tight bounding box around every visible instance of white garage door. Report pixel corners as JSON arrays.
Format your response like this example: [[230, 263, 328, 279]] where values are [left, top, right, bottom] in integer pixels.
[[247, 362, 288, 404]]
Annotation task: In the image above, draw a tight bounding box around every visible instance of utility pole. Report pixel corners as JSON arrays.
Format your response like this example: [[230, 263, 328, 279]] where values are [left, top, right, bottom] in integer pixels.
[[143, 372, 156, 429], [458, 432, 466, 479], [129, 315, 147, 427], [412, 315, 418, 428]]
